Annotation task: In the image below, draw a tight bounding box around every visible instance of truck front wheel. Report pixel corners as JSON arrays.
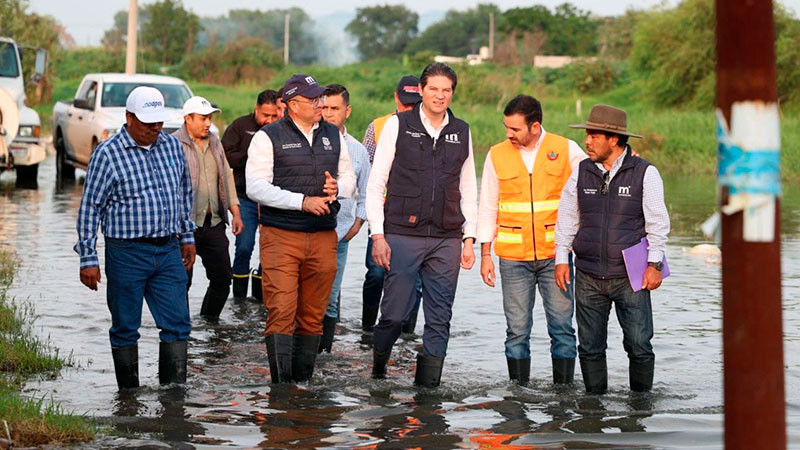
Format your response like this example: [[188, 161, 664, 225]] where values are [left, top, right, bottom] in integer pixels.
[[55, 131, 75, 180]]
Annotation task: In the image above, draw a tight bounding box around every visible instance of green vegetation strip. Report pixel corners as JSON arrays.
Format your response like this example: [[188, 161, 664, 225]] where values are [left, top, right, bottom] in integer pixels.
[[0, 250, 94, 446]]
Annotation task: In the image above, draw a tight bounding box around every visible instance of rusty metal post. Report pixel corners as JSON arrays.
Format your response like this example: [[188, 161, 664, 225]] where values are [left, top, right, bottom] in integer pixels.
[[716, 0, 785, 448]]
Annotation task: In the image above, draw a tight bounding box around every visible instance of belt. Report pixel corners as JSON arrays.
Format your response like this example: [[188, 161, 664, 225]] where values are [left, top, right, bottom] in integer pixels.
[[128, 235, 174, 246]]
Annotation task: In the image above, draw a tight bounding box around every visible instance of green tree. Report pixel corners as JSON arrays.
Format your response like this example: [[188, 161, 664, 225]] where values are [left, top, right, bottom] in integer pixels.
[[346, 5, 418, 60], [501, 3, 598, 55], [141, 0, 200, 65], [596, 9, 643, 60], [407, 4, 501, 56]]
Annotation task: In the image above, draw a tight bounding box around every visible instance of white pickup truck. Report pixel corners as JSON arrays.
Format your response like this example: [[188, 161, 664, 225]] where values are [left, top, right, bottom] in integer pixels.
[[52, 73, 218, 179], [0, 37, 47, 184]]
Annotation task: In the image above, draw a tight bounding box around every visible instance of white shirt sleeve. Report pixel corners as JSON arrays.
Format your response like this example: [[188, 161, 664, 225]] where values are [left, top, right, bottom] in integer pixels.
[[365, 115, 399, 235], [459, 130, 479, 240], [477, 150, 500, 244], [337, 133, 356, 198], [555, 169, 580, 265], [568, 139, 589, 170], [245, 130, 304, 211], [643, 165, 670, 262]]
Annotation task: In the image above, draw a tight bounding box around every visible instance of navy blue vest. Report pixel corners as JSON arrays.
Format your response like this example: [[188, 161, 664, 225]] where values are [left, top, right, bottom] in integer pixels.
[[573, 149, 650, 279], [259, 117, 341, 232], [383, 104, 470, 238]]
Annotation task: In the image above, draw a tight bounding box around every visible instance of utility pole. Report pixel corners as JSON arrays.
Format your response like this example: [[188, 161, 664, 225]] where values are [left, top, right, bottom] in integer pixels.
[[488, 12, 495, 59], [125, 0, 138, 75], [716, 0, 785, 448], [283, 13, 290, 65]]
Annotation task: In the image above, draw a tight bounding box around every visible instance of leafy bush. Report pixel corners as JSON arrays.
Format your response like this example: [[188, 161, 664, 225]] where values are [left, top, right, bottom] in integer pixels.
[[557, 59, 628, 93], [177, 37, 282, 84]]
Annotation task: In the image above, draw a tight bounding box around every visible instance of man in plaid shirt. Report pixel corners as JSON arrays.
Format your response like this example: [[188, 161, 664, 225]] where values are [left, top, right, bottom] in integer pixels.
[[75, 87, 196, 390]]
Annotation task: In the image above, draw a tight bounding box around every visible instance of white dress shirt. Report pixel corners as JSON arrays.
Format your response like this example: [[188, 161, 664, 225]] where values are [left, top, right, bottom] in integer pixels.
[[366, 107, 479, 239], [245, 119, 356, 210], [477, 129, 587, 244]]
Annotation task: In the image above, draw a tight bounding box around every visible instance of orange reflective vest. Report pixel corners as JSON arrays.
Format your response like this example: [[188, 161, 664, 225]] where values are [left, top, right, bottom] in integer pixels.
[[373, 112, 393, 143], [490, 133, 572, 261]]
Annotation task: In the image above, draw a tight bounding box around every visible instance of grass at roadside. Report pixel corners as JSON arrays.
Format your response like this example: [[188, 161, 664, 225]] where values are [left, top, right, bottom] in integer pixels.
[[0, 249, 95, 446]]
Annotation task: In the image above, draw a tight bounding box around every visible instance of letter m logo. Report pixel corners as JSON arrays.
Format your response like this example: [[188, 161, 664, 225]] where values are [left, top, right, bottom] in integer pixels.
[[618, 186, 631, 196]]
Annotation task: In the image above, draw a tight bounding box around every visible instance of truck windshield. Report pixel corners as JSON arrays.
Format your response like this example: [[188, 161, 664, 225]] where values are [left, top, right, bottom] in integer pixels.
[[0, 42, 20, 78], [101, 83, 192, 108]]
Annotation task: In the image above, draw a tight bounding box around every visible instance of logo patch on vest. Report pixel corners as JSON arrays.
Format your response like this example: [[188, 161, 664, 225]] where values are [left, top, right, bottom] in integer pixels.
[[408, 215, 417, 224], [281, 142, 303, 150], [618, 186, 632, 197], [547, 151, 558, 161], [322, 136, 333, 150], [444, 133, 460, 144], [405, 130, 423, 138], [583, 188, 598, 195]]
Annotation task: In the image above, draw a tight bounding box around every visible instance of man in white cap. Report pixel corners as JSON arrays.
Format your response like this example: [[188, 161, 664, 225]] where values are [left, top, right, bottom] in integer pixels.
[[174, 96, 243, 318], [75, 86, 196, 390]]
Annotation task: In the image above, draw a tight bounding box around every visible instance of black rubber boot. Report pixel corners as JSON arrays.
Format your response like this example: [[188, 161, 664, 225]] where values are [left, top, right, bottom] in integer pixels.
[[292, 334, 321, 382], [580, 358, 608, 395], [232, 275, 249, 298], [629, 359, 655, 392], [362, 304, 379, 332], [401, 308, 419, 334], [111, 344, 139, 390], [553, 357, 576, 384], [200, 288, 228, 318], [372, 349, 391, 379], [158, 341, 188, 385], [506, 358, 531, 386], [414, 353, 445, 388], [318, 315, 336, 354], [265, 334, 293, 383], [251, 267, 263, 303]]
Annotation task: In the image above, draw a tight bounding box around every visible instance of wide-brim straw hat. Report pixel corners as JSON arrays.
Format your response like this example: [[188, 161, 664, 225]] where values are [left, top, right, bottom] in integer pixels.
[[569, 103, 642, 138]]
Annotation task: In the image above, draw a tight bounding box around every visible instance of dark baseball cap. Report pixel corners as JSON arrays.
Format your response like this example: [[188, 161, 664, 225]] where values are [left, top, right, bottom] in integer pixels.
[[282, 74, 327, 102], [396, 75, 421, 105]]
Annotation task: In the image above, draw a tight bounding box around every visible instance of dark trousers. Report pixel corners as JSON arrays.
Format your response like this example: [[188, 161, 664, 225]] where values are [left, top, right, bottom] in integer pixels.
[[574, 269, 654, 364], [363, 235, 422, 329], [373, 234, 461, 358], [187, 219, 232, 306]]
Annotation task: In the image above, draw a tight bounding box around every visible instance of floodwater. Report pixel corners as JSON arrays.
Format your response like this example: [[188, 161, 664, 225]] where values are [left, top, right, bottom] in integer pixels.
[[1, 154, 799, 449]]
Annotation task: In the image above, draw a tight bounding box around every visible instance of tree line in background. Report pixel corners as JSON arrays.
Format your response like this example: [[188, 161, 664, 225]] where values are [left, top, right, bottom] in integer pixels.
[[2, 0, 800, 108]]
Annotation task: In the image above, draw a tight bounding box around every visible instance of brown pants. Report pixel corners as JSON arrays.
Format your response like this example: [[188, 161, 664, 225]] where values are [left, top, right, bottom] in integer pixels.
[[260, 225, 338, 336]]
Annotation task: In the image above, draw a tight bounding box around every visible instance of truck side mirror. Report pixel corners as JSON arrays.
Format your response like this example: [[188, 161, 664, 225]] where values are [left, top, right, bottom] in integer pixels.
[[30, 49, 47, 84], [73, 98, 90, 110]]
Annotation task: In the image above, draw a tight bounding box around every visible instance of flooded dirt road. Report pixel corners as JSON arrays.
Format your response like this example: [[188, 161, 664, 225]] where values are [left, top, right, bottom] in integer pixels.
[[1, 155, 799, 448]]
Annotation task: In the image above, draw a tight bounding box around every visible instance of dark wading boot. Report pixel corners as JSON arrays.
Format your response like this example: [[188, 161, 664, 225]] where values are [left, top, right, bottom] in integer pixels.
[[414, 353, 445, 388], [318, 315, 336, 354], [251, 267, 263, 303], [111, 344, 139, 390], [265, 334, 293, 383], [200, 287, 229, 318], [232, 275, 249, 298], [372, 348, 391, 379], [292, 334, 322, 382], [629, 359, 655, 392], [158, 341, 188, 385], [362, 304, 379, 332], [506, 358, 531, 386], [553, 357, 576, 384], [580, 358, 608, 395]]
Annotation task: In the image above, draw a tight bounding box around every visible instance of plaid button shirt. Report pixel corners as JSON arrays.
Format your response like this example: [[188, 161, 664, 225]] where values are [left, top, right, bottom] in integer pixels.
[[74, 126, 196, 269]]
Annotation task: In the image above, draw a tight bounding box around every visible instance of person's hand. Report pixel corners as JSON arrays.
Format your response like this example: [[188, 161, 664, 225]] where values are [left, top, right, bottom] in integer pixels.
[[461, 239, 475, 269], [302, 196, 331, 216], [80, 266, 101, 291], [372, 235, 391, 270], [323, 171, 338, 200], [555, 263, 571, 291], [642, 266, 663, 290], [231, 215, 244, 236], [480, 256, 495, 287], [181, 244, 196, 270], [343, 219, 364, 241]]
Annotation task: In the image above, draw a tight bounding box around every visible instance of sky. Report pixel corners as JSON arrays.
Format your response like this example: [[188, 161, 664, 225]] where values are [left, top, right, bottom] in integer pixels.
[[30, 0, 800, 48]]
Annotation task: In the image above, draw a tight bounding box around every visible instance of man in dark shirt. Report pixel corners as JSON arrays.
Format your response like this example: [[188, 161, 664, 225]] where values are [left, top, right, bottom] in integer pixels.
[[221, 89, 281, 301]]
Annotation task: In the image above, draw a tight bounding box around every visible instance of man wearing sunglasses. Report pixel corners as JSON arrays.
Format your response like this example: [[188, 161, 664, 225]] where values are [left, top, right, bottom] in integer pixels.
[[246, 74, 356, 384]]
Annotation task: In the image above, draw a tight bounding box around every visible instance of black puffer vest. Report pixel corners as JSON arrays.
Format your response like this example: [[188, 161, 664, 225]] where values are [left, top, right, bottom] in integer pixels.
[[573, 149, 650, 278], [383, 104, 470, 238], [259, 117, 341, 232]]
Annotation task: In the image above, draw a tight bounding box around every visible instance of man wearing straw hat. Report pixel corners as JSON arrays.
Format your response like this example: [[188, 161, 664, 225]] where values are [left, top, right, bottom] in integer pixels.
[[554, 104, 670, 394]]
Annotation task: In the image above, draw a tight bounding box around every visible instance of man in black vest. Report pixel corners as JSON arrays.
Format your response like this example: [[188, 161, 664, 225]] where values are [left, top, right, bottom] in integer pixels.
[[246, 74, 356, 383], [554, 104, 670, 394], [366, 62, 478, 388]]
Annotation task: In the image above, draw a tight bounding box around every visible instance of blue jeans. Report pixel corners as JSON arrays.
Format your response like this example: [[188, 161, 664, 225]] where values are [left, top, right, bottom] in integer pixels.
[[499, 257, 576, 360], [104, 237, 191, 348], [574, 269, 654, 364], [325, 239, 350, 319], [232, 197, 259, 277]]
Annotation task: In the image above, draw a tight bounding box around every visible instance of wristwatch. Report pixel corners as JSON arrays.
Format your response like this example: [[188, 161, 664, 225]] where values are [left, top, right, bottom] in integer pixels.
[[648, 261, 663, 271]]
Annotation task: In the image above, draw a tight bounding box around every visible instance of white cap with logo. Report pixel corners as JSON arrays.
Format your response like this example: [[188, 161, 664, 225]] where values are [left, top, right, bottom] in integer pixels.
[[126, 86, 177, 124], [182, 96, 221, 116]]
